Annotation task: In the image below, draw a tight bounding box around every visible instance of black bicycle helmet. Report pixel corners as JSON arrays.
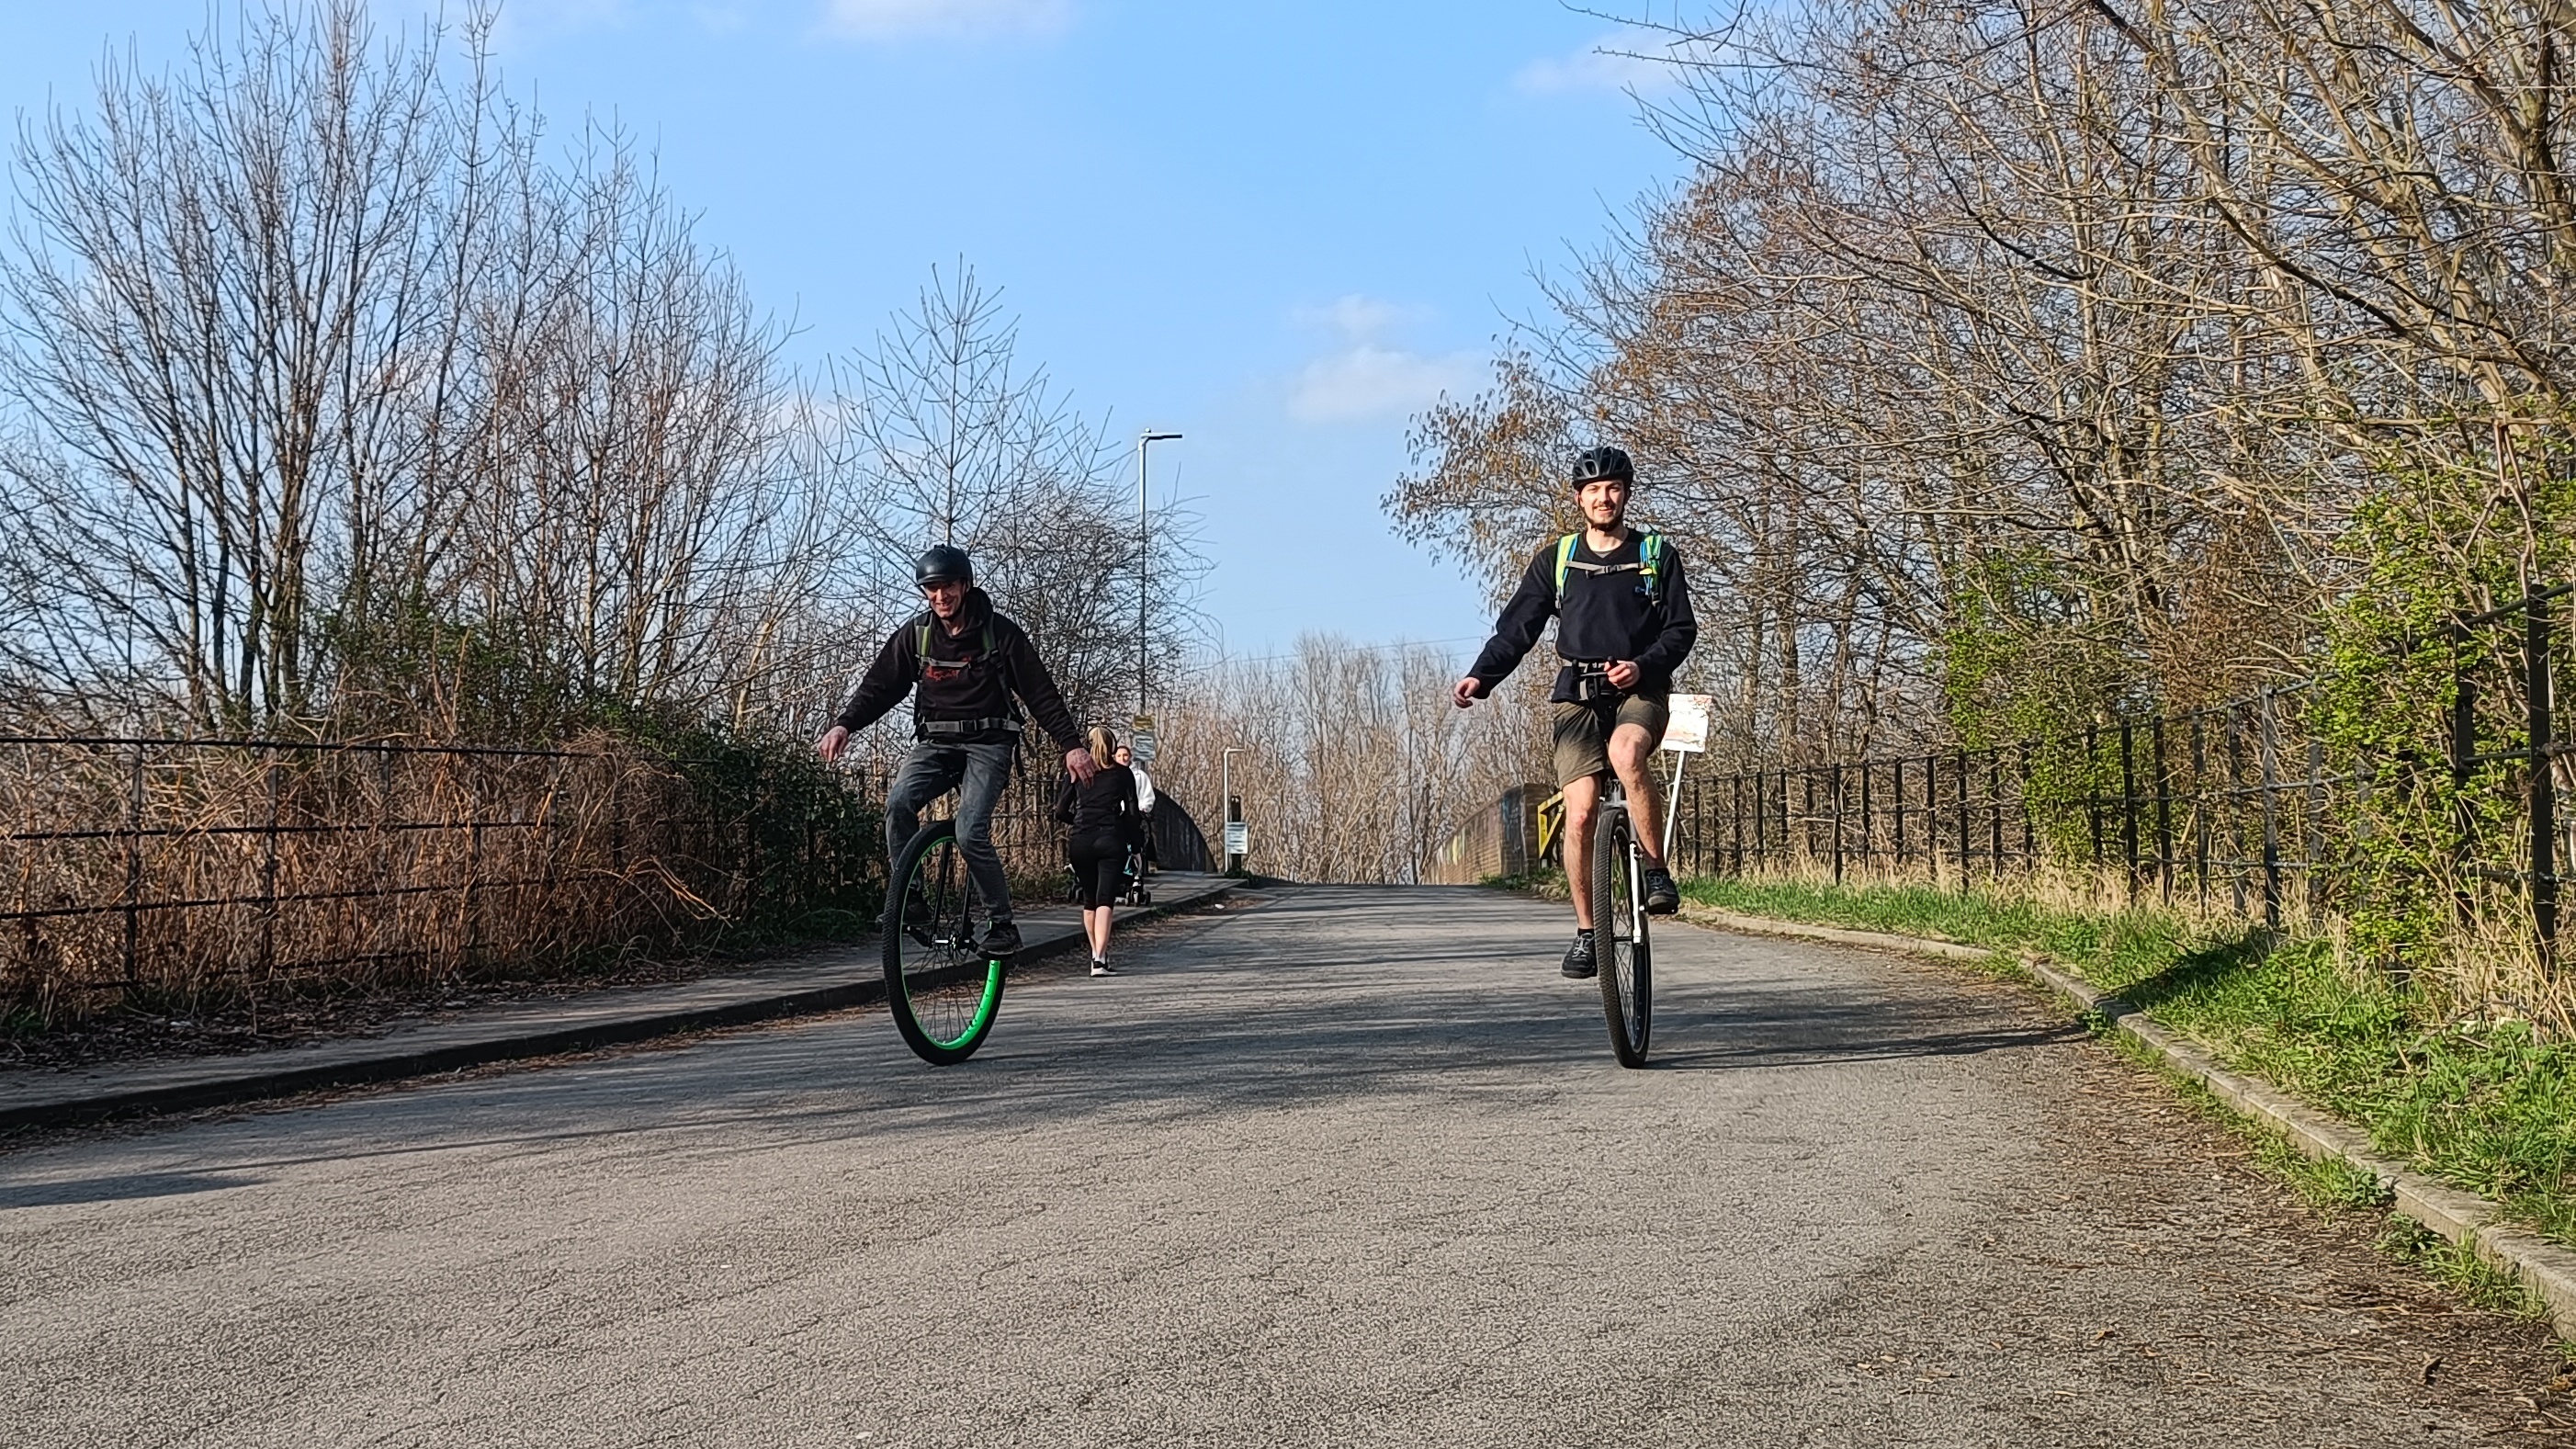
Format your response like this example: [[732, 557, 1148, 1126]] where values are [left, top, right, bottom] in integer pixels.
[[1570, 446, 1635, 487], [914, 544, 974, 587]]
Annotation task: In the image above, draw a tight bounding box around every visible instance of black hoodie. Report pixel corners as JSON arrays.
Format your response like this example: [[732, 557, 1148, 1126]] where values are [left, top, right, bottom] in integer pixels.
[[1466, 528, 1698, 704], [836, 588, 1085, 751]]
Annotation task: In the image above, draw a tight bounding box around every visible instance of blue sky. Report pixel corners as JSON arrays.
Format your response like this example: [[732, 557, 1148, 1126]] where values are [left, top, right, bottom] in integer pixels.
[[0, 1, 1689, 659]]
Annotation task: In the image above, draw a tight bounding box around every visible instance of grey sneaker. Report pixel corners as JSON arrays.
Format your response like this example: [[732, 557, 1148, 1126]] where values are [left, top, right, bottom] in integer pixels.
[[979, 920, 1022, 957], [1561, 930, 1598, 979], [1642, 864, 1680, 916]]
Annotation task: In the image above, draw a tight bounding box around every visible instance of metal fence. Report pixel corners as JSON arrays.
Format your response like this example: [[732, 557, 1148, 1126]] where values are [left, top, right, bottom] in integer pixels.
[[1, 727, 1215, 1023], [1668, 584, 2572, 968], [0, 734, 887, 1021]]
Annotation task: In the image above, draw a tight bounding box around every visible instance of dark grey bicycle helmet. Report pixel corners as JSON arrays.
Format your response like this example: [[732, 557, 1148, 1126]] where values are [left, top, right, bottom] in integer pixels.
[[1571, 446, 1635, 486], [914, 544, 974, 586]]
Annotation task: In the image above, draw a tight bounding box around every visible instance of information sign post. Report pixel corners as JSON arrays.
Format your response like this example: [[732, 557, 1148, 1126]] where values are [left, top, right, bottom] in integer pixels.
[[1660, 694, 1714, 861], [1128, 713, 1157, 766]]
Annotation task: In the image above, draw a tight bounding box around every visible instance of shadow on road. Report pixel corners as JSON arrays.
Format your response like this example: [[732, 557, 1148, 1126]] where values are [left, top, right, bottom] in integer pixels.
[[27, 885, 2105, 1180], [0, 1171, 263, 1207]]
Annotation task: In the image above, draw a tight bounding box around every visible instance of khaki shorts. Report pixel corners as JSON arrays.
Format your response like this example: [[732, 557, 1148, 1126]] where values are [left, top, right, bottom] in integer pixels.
[[1552, 692, 1669, 787]]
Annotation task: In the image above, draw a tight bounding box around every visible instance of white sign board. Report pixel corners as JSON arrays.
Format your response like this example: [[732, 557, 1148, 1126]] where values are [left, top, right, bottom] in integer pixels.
[[1662, 694, 1713, 754], [1224, 821, 1248, 858], [1128, 714, 1158, 765]]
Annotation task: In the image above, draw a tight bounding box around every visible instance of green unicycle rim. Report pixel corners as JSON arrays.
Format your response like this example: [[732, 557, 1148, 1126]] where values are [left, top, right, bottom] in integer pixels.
[[909, 957, 1005, 1050]]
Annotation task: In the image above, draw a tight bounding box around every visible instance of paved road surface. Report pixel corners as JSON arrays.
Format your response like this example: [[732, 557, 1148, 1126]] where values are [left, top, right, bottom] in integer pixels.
[[4, 886, 2570, 1446]]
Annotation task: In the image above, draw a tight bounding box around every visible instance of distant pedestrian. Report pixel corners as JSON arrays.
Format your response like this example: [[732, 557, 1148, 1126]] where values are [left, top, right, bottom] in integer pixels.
[[1058, 726, 1145, 976], [1114, 742, 1158, 875]]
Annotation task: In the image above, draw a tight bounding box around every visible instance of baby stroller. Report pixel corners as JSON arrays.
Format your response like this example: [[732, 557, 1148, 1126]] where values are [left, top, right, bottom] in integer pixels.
[[1119, 837, 1151, 906], [1065, 833, 1152, 908]]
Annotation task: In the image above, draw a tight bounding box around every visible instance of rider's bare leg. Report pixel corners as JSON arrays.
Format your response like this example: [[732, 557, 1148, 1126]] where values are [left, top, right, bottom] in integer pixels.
[[1562, 773, 1601, 931], [1608, 722, 1666, 865]]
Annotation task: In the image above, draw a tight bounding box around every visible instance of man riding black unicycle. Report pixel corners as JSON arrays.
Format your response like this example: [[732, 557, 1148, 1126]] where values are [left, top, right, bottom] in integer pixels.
[[1452, 447, 1698, 978]]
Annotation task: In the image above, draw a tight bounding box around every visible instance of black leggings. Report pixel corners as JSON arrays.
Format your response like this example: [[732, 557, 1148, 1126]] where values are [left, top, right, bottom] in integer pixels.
[[1068, 832, 1129, 910]]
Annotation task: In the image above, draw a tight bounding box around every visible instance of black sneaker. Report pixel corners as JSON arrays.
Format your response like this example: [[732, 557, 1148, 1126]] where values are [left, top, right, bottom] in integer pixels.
[[1561, 930, 1598, 979], [1641, 864, 1680, 916], [898, 886, 936, 946], [979, 920, 1022, 957]]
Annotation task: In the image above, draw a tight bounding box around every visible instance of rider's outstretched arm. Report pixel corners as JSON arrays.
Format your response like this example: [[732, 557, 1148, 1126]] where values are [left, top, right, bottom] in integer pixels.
[[1461, 544, 1559, 699], [836, 629, 919, 735]]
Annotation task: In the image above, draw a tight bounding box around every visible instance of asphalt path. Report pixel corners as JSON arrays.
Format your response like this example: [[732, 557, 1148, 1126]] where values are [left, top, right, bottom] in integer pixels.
[[4, 885, 2571, 1446]]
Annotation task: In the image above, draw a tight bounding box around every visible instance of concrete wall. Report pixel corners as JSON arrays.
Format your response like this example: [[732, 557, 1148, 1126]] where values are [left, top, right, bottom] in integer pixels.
[[1423, 784, 1550, 885]]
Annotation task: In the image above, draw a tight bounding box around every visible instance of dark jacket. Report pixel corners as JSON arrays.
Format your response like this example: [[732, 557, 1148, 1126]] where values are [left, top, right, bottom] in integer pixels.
[[1055, 764, 1143, 844], [836, 588, 1084, 751], [1466, 528, 1698, 704]]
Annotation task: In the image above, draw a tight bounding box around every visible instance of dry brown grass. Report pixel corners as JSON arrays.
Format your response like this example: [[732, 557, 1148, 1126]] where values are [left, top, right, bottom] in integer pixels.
[[1, 735, 759, 1027]]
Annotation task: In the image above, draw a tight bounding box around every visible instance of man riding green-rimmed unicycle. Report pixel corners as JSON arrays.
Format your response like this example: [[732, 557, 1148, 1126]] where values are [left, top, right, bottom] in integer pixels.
[[1452, 447, 1698, 1067], [818, 544, 1098, 1065]]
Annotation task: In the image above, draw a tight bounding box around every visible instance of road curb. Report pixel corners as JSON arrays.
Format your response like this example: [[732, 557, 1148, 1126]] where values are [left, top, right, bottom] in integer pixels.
[[0, 878, 1246, 1131], [1681, 905, 2576, 1340]]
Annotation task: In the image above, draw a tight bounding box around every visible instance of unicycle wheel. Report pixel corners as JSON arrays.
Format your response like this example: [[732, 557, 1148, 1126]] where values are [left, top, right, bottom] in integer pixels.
[[883, 818, 1006, 1065], [1591, 805, 1653, 1068]]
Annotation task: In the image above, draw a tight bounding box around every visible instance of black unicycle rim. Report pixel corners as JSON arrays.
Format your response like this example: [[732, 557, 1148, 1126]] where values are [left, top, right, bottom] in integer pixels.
[[1593, 803, 1652, 1067]]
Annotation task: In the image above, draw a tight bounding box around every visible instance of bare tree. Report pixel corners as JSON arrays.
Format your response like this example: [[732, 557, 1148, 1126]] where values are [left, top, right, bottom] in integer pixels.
[[0, 3, 482, 730], [821, 266, 1208, 732], [0, 4, 852, 743], [1154, 636, 1547, 883]]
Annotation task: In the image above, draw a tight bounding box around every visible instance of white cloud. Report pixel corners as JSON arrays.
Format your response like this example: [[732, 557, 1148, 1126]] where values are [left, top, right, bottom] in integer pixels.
[[1293, 294, 1417, 341], [1514, 27, 1715, 96], [1289, 344, 1482, 424], [819, 0, 1071, 40], [1282, 292, 1480, 423]]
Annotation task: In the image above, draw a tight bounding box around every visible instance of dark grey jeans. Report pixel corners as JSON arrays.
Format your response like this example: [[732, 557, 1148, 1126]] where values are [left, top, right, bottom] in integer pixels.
[[885, 740, 1017, 923]]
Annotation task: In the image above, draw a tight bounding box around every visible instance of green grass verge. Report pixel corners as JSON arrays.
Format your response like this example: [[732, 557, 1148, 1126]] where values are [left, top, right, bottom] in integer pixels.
[[1683, 877, 2576, 1255]]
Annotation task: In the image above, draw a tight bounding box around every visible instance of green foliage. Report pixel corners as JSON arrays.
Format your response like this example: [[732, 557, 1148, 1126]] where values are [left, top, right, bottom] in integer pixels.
[[1940, 550, 2147, 749], [322, 594, 595, 742], [2309, 454, 2574, 977], [2376, 1219, 2548, 1318], [2248, 1133, 2397, 1212], [1482, 866, 1570, 900], [619, 715, 887, 936], [1938, 552, 2151, 860]]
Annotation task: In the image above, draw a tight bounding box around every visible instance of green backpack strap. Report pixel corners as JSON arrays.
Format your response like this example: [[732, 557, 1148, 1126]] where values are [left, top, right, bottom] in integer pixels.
[[915, 617, 999, 672], [1554, 531, 1667, 602]]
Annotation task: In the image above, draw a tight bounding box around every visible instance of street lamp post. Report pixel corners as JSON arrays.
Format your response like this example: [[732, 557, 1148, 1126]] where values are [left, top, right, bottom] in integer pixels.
[[1221, 746, 1247, 874], [1136, 431, 1182, 722]]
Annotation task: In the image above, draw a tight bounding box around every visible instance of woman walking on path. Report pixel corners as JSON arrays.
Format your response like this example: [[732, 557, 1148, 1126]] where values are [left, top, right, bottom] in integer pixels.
[[1057, 726, 1145, 976]]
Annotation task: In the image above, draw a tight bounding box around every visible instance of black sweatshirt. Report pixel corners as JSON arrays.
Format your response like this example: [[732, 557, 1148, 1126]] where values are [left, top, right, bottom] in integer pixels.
[[1465, 528, 1699, 704], [836, 588, 1085, 751], [1054, 764, 1143, 843]]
